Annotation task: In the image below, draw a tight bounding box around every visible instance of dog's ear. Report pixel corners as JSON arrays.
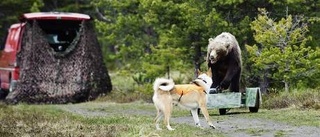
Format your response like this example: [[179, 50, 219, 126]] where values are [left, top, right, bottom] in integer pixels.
[[207, 68, 212, 77], [196, 69, 202, 76]]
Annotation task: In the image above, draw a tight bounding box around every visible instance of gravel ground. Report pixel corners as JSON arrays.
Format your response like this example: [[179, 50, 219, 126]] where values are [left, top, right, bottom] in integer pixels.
[[172, 116, 320, 137], [59, 102, 320, 137]]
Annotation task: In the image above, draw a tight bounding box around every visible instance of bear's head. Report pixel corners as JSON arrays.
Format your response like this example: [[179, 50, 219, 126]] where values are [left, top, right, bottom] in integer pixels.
[[207, 37, 231, 64]]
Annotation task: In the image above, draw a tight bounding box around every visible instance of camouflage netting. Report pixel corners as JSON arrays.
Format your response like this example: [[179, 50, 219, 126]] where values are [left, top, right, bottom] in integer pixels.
[[5, 20, 112, 104]]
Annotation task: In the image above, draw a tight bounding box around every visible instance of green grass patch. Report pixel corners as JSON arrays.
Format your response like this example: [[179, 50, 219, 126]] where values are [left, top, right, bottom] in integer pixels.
[[236, 128, 271, 136], [241, 108, 320, 127], [274, 130, 287, 137], [0, 102, 224, 137], [101, 70, 195, 103], [106, 71, 320, 111]]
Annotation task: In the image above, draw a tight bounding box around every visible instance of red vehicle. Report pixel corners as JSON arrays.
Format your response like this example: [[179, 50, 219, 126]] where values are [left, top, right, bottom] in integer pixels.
[[0, 12, 91, 98]]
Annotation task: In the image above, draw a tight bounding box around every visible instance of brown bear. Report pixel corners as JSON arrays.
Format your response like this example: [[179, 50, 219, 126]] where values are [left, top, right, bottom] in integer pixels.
[[207, 32, 242, 92]]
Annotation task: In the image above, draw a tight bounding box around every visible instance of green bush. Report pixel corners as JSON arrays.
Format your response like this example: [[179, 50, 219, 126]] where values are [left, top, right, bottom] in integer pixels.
[[97, 70, 196, 103], [263, 88, 320, 109]]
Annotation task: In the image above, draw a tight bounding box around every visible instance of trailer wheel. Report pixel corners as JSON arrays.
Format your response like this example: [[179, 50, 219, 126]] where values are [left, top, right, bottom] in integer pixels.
[[0, 79, 7, 99], [0, 89, 7, 99], [219, 108, 227, 115], [0, 87, 8, 100], [249, 91, 260, 113]]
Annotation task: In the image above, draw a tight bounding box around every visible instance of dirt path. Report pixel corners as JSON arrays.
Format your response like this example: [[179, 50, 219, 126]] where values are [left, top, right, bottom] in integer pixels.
[[59, 102, 320, 137], [173, 116, 320, 137]]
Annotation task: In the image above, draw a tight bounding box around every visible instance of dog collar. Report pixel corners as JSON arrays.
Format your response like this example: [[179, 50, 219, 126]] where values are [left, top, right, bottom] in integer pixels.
[[178, 91, 183, 102], [196, 77, 207, 83]]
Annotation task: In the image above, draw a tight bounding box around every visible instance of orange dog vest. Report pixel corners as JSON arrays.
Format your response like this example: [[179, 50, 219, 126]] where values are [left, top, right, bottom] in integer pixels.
[[174, 84, 205, 95]]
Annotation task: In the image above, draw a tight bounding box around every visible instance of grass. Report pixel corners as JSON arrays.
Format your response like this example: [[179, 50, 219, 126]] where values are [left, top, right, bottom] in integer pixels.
[[223, 107, 320, 128], [236, 128, 271, 136], [107, 71, 320, 110], [1, 99, 319, 137], [245, 108, 320, 127], [1, 72, 319, 136], [100, 70, 195, 103], [262, 88, 320, 109], [274, 130, 287, 137], [0, 102, 224, 137]]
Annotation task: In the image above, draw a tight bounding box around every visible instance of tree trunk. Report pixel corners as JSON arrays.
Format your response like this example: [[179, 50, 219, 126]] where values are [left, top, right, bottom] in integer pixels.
[[259, 69, 269, 93], [193, 42, 201, 77], [190, 33, 203, 78], [284, 81, 289, 92]]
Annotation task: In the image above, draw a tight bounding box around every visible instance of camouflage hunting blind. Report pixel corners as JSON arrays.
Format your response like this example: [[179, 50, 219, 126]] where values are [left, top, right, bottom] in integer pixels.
[[4, 12, 112, 104]]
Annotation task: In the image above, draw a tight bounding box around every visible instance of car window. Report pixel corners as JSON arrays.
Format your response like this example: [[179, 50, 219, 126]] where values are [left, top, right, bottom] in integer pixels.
[[37, 20, 82, 52]]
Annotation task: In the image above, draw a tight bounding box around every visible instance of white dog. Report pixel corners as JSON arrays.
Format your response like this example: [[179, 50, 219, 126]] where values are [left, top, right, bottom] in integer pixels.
[[152, 69, 216, 130]]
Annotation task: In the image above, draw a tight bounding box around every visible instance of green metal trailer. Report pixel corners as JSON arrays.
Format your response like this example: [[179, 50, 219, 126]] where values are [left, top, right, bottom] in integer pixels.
[[207, 87, 262, 115]]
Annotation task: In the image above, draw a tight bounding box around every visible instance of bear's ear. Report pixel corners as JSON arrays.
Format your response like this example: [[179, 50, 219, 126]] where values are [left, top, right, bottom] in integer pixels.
[[226, 42, 231, 49], [208, 38, 214, 43]]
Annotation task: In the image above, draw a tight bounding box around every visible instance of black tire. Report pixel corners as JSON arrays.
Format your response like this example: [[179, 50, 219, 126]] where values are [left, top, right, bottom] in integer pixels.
[[219, 108, 227, 115], [0, 89, 8, 100], [0, 79, 8, 99], [249, 91, 260, 113]]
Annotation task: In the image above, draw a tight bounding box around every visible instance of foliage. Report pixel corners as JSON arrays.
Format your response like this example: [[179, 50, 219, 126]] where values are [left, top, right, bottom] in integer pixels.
[[247, 9, 320, 91], [0, 0, 37, 41], [30, 0, 44, 12], [107, 70, 194, 102], [1, 0, 320, 92], [92, 0, 248, 86], [262, 88, 320, 110], [91, 0, 320, 91]]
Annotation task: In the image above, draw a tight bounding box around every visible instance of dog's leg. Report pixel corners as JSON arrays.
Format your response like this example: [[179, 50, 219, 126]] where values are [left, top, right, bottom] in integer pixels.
[[163, 102, 174, 130], [154, 108, 163, 130], [190, 108, 201, 127], [199, 102, 216, 129]]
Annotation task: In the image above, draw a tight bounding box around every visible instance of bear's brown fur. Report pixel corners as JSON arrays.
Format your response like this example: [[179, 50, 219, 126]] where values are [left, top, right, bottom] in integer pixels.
[[207, 32, 242, 92]]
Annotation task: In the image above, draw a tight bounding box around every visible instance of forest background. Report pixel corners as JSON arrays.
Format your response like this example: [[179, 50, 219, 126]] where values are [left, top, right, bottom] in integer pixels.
[[0, 0, 319, 99]]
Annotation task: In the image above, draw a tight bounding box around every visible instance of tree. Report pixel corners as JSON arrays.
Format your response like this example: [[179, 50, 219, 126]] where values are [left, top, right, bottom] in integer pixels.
[[30, 0, 44, 12], [91, 0, 320, 92], [247, 8, 320, 92], [92, 0, 240, 81]]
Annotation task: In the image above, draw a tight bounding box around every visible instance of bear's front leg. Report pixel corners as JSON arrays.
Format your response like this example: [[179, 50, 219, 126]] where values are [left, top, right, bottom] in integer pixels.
[[220, 64, 238, 90], [229, 71, 241, 92], [209, 66, 222, 88], [222, 64, 241, 92], [220, 80, 230, 90]]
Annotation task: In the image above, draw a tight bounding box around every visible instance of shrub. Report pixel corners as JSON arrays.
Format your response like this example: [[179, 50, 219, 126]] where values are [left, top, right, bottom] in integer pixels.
[[263, 88, 320, 109]]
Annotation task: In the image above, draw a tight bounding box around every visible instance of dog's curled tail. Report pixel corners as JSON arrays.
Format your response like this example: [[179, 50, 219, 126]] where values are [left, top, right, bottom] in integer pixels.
[[153, 78, 175, 92]]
